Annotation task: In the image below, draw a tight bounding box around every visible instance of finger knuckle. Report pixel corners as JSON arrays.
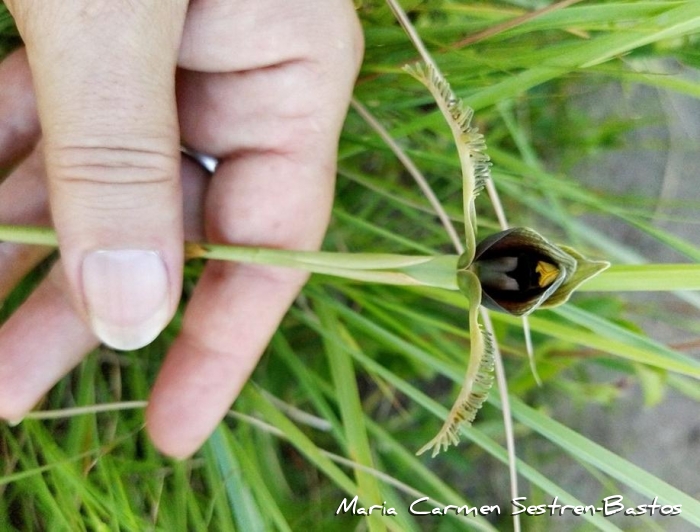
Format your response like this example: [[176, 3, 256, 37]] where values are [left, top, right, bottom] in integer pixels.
[[49, 141, 178, 187]]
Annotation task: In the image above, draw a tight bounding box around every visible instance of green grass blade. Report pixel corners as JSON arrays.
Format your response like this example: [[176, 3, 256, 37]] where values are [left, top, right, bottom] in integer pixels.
[[206, 427, 266, 532], [582, 264, 700, 292], [318, 300, 389, 532], [502, 395, 700, 528], [243, 386, 358, 493]]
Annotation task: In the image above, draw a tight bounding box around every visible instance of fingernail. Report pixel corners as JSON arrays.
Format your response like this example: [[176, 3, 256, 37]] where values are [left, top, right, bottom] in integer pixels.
[[82, 250, 170, 350], [7, 417, 24, 427]]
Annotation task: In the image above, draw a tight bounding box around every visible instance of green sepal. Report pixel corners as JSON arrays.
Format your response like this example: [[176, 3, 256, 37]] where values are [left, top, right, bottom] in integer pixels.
[[539, 244, 610, 309]]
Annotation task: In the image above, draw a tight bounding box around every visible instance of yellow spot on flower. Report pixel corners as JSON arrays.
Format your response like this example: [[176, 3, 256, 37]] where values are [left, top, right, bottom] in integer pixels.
[[536, 261, 559, 288]]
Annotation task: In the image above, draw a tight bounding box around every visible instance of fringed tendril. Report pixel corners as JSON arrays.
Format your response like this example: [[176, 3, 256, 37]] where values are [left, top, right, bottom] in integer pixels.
[[403, 60, 497, 456], [403, 62, 491, 265], [403, 63, 491, 192], [417, 270, 495, 457]]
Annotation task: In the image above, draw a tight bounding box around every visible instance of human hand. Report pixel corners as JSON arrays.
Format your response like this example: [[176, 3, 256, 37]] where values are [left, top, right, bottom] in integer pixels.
[[0, 0, 363, 457]]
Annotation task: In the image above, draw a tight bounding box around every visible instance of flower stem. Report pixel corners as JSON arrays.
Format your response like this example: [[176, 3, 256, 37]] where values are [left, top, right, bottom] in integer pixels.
[[3, 225, 700, 293]]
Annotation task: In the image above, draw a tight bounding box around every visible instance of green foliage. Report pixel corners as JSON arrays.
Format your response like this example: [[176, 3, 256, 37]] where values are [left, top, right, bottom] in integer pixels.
[[3, 1, 700, 530]]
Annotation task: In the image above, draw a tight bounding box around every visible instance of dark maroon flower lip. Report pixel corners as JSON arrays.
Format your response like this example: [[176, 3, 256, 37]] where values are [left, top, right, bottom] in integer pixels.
[[458, 227, 609, 316]]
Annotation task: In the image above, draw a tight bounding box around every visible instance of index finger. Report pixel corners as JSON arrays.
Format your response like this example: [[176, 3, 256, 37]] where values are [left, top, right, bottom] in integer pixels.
[[145, 3, 363, 458]]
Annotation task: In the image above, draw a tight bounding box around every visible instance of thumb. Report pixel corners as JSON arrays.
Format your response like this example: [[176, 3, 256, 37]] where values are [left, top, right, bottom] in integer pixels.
[[7, 1, 189, 350]]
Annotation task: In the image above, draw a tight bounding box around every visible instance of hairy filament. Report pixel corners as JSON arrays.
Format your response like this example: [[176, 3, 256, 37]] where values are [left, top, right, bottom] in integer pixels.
[[417, 270, 495, 457], [403, 62, 491, 264]]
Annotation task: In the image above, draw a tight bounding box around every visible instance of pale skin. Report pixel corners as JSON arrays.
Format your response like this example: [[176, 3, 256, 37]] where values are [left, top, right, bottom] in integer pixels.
[[0, 0, 363, 457]]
